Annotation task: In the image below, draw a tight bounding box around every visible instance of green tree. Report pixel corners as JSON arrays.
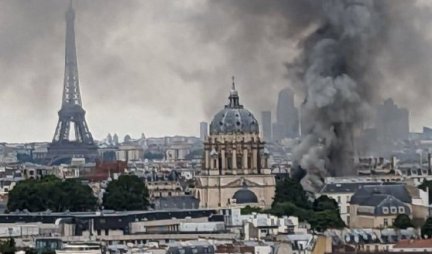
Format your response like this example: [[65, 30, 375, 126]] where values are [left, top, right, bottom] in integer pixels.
[[241, 205, 262, 215], [103, 175, 149, 210], [24, 248, 37, 254], [308, 210, 345, 232], [7, 176, 97, 212], [0, 238, 16, 254], [313, 195, 339, 211], [272, 177, 311, 209], [270, 202, 312, 221], [422, 217, 432, 238], [419, 180, 432, 204], [393, 214, 413, 229], [270, 176, 345, 232], [419, 180, 432, 191]]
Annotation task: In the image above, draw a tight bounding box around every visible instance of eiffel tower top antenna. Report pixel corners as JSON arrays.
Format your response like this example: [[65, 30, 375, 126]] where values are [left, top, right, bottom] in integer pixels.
[[63, 0, 82, 106]]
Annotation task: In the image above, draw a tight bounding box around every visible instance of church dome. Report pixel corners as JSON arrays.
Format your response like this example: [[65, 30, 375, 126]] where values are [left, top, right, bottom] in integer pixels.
[[233, 189, 258, 204], [209, 78, 259, 135]]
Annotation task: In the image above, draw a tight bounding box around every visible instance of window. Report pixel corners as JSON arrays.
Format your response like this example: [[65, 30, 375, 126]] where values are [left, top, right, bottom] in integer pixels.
[[347, 206, 350, 213], [399, 207, 405, 214], [337, 196, 341, 203], [384, 218, 388, 227], [237, 156, 242, 169], [390, 206, 397, 214], [382, 207, 389, 214]]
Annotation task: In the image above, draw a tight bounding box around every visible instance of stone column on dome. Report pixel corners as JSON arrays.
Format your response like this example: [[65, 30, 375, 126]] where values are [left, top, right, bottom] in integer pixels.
[[232, 149, 237, 173], [253, 147, 258, 172], [205, 150, 210, 170]]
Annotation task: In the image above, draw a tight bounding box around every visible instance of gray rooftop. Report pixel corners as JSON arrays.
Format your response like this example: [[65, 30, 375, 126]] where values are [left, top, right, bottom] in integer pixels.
[[153, 196, 199, 210], [350, 184, 412, 205], [320, 182, 400, 194], [320, 182, 381, 194]]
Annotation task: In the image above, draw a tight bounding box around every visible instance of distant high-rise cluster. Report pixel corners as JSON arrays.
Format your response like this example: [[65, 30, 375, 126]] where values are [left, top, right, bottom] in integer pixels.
[[357, 98, 410, 157], [260, 88, 300, 143]]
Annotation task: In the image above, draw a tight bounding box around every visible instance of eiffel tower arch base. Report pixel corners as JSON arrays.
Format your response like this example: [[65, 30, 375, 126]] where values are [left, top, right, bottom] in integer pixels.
[[47, 142, 98, 165]]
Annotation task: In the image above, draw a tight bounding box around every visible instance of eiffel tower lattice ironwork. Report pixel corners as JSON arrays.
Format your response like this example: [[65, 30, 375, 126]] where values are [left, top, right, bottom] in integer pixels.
[[48, 3, 97, 164]]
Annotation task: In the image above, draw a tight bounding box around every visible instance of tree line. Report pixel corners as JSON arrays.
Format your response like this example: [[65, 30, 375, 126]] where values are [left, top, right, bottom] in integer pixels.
[[7, 175, 149, 212]]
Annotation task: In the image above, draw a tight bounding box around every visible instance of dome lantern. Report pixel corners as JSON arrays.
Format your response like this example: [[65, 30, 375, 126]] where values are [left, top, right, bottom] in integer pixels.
[[209, 77, 259, 135]]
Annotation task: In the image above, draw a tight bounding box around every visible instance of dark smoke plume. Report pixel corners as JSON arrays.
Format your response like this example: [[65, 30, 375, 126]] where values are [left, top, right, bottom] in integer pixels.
[[292, 0, 383, 189], [208, 0, 432, 190]]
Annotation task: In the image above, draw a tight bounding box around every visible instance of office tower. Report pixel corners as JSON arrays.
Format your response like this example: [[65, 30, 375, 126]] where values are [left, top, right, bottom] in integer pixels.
[[261, 111, 272, 142], [200, 122, 208, 141], [274, 88, 299, 140]]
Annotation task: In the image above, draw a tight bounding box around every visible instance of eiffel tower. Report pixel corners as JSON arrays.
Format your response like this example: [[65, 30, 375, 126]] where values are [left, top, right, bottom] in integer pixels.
[[48, 3, 98, 164]]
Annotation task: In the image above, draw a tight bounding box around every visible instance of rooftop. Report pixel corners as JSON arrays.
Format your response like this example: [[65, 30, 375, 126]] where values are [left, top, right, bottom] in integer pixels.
[[320, 182, 381, 194], [350, 184, 412, 205], [393, 239, 432, 249]]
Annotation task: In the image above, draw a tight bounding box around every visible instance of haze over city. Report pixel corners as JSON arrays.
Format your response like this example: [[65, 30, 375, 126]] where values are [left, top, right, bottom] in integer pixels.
[[4, 1, 432, 253], [2, 0, 432, 142]]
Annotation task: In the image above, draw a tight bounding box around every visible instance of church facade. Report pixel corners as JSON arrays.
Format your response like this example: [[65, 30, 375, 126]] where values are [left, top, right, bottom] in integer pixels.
[[195, 79, 276, 208]]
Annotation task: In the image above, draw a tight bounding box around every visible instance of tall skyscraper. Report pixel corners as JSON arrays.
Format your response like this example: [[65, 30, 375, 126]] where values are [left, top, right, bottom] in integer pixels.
[[261, 111, 272, 142], [200, 122, 208, 141], [273, 88, 299, 140]]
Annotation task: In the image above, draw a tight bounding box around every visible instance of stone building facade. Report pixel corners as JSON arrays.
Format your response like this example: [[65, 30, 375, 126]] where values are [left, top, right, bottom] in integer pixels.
[[195, 79, 276, 208]]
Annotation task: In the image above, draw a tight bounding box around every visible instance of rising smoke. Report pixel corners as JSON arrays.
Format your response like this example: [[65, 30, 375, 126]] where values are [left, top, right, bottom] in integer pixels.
[[209, 0, 432, 190], [289, 0, 432, 190], [291, 0, 383, 189]]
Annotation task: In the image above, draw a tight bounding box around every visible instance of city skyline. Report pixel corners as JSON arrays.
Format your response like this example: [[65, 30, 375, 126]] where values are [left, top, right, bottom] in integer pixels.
[[1, 0, 432, 143]]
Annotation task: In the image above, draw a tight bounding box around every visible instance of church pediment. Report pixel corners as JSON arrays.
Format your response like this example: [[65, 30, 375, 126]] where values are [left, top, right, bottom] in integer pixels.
[[224, 177, 261, 188]]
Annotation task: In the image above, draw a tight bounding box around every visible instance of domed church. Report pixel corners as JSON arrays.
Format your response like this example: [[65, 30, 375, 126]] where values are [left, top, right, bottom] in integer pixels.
[[195, 78, 276, 208]]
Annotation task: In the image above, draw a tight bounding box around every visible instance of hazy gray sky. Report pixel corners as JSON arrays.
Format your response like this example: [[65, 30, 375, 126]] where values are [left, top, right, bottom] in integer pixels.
[[1, 0, 432, 142]]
